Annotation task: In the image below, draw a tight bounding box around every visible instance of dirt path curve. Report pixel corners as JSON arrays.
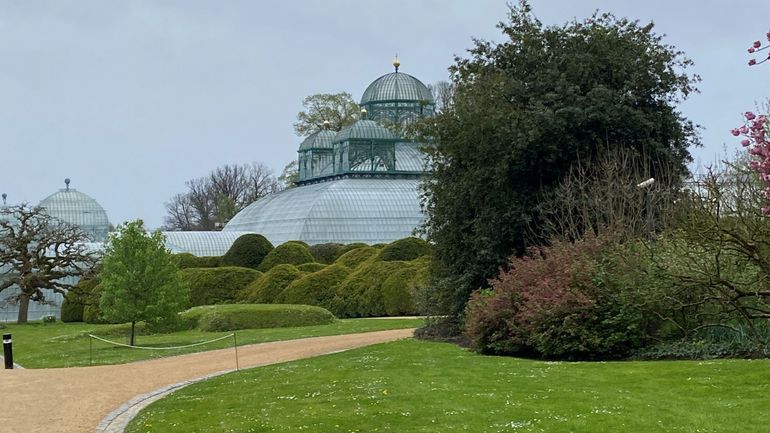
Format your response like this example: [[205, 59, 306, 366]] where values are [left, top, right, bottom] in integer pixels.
[[0, 328, 414, 433]]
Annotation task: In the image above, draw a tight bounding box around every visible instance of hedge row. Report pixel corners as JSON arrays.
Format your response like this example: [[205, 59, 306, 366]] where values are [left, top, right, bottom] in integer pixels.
[[178, 304, 336, 332], [178, 266, 262, 306]]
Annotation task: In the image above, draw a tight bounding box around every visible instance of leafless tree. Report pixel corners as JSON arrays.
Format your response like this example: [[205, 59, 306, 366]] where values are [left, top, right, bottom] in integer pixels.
[[428, 81, 455, 114], [0, 204, 98, 323], [163, 162, 281, 231]]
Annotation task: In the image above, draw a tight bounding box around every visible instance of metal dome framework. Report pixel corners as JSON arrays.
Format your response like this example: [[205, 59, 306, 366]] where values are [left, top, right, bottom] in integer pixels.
[[298, 120, 425, 185], [360, 71, 435, 127]]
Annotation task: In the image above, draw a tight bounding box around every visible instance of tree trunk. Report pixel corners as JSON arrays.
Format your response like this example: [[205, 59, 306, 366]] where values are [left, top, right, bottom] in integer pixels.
[[130, 321, 136, 346], [16, 294, 29, 324]]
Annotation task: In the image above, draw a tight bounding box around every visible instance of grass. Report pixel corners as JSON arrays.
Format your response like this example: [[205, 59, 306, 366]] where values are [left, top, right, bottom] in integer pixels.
[[127, 339, 770, 433], [0, 318, 423, 369]]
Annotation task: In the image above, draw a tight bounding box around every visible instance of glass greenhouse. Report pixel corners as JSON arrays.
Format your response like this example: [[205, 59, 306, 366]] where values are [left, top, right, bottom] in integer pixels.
[[229, 60, 434, 245]]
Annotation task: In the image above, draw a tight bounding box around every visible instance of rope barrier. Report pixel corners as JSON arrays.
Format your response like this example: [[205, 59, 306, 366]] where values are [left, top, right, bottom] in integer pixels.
[[87, 333, 235, 350]]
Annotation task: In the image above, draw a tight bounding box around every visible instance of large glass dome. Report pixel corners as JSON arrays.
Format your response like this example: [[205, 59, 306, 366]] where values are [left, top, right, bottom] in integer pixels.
[[223, 178, 424, 245], [38, 180, 111, 242]]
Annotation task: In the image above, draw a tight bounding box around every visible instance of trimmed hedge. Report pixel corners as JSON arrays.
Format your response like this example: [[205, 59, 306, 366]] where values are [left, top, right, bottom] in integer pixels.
[[336, 243, 370, 256], [285, 240, 310, 248], [222, 234, 274, 269], [308, 243, 345, 264], [377, 237, 431, 262], [258, 242, 315, 271], [61, 277, 101, 322], [335, 246, 378, 269], [278, 264, 352, 308], [331, 260, 410, 318], [179, 266, 262, 306], [172, 253, 222, 269], [178, 304, 336, 332], [381, 264, 427, 316], [297, 262, 326, 273], [239, 264, 306, 303]]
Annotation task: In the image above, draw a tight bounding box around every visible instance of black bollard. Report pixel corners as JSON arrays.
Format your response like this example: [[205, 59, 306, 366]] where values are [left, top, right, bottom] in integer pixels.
[[3, 333, 13, 369]]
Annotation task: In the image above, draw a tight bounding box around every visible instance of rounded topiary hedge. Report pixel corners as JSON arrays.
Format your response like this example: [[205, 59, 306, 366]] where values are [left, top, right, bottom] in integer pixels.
[[381, 264, 428, 316], [278, 264, 352, 308], [178, 266, 262, 306], [336, 243, 370, 256], [222, 234, 274, 269], [178, 304, 336, 332], [330, 260, 411, 318], [377, 237, 431, 262], [61, 277, 101, 322], [172, 253, 222, 269], [308, 243, 345, 264], [257, 242, 315, 271], [239, 264, 306, 303], [334, 246, 379, 269], [297, 262, 326, 273]]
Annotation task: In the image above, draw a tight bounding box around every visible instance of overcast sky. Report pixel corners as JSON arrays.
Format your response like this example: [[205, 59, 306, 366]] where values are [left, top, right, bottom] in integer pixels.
[[1, 0, 768, 229]]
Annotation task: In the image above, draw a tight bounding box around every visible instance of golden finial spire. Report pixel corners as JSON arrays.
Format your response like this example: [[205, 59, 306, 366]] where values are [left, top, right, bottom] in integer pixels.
[[393, 54, 400, 72], [322, 120, 331, 130]]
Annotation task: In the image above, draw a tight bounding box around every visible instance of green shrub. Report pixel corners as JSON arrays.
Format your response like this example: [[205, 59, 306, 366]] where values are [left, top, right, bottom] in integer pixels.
[[178, 304, 336, 332], [337, 243, 370, 256], [258, 243, 315, 271], [61, 277, 101, 322], [331, 261, 413, 318], [285, 240, 310, 248], [381, 262, 429, 316], [309, 243, 345, 264], [222, 234, 274, 269], [278, 264, 352, 308], [172, 253, 222, 269], [239, 264, 306, 303], [297, 262, 327, 273], [335, 246, 378, 269], [82, 284, 113, 324], [378, 237, 431, 262], [179, 266, 262, 306]]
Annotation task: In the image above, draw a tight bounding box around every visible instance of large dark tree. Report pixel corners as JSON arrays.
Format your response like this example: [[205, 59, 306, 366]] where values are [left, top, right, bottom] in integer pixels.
[[0, 204, 97, 323], [419, 2, 701, 315]]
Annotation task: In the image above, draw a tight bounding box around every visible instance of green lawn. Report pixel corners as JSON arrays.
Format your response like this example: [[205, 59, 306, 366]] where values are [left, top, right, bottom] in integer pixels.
[[0, 318, 422, 368], [127, 339, 769, 433]]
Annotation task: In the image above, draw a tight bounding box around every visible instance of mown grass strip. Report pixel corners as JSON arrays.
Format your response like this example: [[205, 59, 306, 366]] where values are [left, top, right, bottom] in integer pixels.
[[127, 339, 770, 433], [1, 318, 423, 368]]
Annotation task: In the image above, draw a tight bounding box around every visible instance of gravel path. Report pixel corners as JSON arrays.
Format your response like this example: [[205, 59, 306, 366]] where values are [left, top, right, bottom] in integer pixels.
[[0, 328, 414, 433]]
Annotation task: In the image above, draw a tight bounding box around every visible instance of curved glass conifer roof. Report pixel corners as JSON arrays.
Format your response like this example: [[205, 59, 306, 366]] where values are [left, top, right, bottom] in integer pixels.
[[163, 231, 254, 257], [333, 119, 399, 143], [360, 72, 434, 105], [38, 186, 111, 242], [299, 129, 336, 151], [223, 178, 424, 245]]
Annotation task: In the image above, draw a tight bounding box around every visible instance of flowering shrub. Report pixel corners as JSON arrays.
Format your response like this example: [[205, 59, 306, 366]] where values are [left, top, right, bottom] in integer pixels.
[[746, 32, 770, 66], [464, 234, 647, 359], [732, 111, 770, 213]]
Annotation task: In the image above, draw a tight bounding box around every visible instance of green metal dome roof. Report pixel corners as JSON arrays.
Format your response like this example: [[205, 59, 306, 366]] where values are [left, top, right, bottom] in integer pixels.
[[299, 129, 337, 151], [360, 72, 434, 105], [38, 181, 111, 242], [333, 119, 398, 143]]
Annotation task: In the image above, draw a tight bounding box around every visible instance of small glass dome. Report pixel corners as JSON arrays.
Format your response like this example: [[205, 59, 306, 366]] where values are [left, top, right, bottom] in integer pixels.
[[299, 129, 336, 151], [38, 180, 111, 242], [332, 119, 399, 142], [360, 72, 434, 105]]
